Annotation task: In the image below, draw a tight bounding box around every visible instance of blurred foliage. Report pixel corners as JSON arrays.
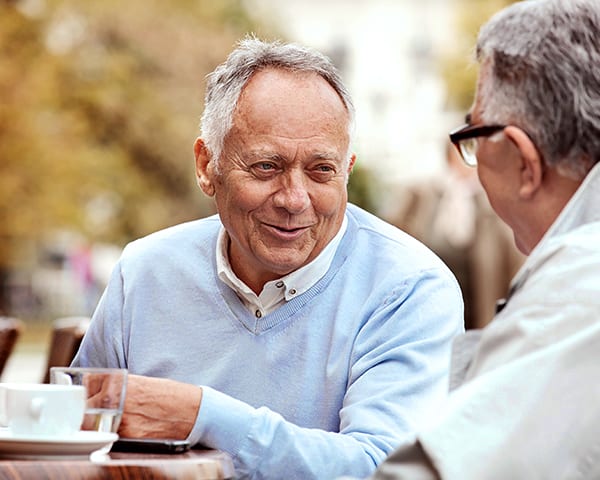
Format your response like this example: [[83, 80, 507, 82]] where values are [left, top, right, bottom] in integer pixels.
[[0, 0, 376, 275], [440, 0, 518, 111], [348, 163, 378, 214], [0, 0, 278, 269]]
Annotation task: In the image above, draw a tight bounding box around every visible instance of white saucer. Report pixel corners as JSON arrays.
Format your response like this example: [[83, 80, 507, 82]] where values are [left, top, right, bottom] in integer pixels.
[[0, 429, 118, 459]]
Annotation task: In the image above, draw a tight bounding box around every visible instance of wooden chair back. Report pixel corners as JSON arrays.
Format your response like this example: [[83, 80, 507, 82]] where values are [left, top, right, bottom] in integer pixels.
[[0, 317, 23, 379], [42, 316, 90, 383]]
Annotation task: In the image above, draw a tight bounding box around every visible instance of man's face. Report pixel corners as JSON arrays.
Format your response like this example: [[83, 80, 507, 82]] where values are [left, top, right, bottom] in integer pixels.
[[471, 71, 530, 254], [200, 68, 354, 292]]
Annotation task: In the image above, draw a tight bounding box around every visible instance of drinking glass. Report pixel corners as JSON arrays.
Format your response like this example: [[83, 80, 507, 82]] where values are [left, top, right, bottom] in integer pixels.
[[50, 367, 127, 434]]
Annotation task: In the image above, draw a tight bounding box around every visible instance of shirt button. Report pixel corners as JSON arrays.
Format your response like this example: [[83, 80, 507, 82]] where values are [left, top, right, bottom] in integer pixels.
[[289, 289, 297, 295], [255, 310, 262, 318], [276, 281, 284, 288]]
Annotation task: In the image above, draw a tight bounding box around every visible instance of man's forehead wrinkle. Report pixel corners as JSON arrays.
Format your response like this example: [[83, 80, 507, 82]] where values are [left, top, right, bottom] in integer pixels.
[[244, 139, 343, 156]]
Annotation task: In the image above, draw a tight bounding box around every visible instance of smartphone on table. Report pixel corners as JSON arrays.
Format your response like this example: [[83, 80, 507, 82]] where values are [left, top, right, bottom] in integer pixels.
[[111, 438, 191, 454]]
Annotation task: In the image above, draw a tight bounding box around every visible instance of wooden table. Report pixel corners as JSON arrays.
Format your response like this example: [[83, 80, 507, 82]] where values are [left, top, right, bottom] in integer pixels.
[[0, 449, 235, 479]]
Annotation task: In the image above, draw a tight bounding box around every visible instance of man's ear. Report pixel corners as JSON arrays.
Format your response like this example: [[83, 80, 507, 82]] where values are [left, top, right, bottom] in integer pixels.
[[347, 154, 356, 175], [503, 126, 543, 200], [194, 138, 216, 197]]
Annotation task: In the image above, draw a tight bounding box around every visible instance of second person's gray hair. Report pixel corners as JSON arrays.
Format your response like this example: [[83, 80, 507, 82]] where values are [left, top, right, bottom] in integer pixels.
[[476, 0, 600, 179]]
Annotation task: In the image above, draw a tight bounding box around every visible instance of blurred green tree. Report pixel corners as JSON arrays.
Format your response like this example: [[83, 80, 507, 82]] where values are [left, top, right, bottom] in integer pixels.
[[348, 164, 378, 215], [0, 0, 377, 314], [0, 0, 277, 312], [440, 0, 518, 111]]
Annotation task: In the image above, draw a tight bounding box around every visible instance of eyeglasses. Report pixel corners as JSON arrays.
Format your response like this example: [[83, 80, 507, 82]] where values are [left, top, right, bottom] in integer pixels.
[[449, 123, 506, 167]]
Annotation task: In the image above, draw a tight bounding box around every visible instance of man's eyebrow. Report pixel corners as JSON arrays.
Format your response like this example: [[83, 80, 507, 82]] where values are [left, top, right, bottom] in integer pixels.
[[313, 152, 341, 161], [245, 151, 283, 161]]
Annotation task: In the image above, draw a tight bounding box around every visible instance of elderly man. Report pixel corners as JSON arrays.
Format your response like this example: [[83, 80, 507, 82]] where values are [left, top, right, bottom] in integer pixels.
[[363, 1, 600, 479], [72, 39, 463, 479]]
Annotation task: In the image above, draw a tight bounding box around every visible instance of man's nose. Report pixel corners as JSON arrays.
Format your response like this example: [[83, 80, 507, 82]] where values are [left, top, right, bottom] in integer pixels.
[[273, 170, 311, 213]]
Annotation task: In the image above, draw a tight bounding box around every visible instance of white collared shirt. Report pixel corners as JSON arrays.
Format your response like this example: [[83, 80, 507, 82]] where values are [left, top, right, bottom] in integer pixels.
[[217, 216, 348, 318]]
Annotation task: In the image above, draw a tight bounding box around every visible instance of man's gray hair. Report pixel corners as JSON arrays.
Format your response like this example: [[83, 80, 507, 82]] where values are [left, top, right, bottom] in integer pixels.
[[200, 37, 355, 170], [476, 0, 600, 180]]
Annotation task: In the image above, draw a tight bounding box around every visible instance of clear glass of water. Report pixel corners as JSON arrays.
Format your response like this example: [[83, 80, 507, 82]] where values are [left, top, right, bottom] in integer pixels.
[[49, 367, 128, 435]]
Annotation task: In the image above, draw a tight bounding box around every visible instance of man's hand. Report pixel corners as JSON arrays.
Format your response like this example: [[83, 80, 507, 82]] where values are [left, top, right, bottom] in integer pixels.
[[118, 374, 202, 439], [81, 371, 126, 431]]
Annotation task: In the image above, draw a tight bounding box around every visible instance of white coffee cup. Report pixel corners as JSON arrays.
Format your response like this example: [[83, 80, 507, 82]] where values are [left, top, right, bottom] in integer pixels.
[[3, 383, 86, 437], [0, 383, 31, 427]]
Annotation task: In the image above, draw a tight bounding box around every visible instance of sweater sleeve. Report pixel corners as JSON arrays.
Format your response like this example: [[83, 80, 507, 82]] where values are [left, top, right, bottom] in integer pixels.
[[187, 267, 463, 479], [71, 260, 128, 369]]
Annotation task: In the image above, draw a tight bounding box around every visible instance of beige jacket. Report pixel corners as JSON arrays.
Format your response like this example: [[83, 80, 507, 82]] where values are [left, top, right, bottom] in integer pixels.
[[367, 162, 600, 480]]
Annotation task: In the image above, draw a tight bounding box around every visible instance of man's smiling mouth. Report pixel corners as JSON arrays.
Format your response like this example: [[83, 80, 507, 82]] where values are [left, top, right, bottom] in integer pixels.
[[263, 223, 310, 237]]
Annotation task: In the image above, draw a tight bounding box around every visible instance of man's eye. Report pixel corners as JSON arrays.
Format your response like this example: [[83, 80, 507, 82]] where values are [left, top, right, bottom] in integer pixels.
[[313, 164, 337, 175], [250, 162, 279, 177], [309, 164, 337, 182], [256, 162, 275, 170]]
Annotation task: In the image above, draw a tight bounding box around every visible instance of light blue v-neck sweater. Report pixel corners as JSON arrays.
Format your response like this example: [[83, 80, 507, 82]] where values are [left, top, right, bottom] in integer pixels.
[[73, 203, 463, 479]]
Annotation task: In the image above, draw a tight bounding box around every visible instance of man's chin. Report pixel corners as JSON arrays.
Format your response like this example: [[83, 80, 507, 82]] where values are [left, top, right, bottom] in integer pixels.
[[259, 251, 311, 276]]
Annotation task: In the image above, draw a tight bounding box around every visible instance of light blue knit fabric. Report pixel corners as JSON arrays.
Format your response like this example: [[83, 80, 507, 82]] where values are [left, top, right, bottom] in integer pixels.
[[73, 203, 463, 479]]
